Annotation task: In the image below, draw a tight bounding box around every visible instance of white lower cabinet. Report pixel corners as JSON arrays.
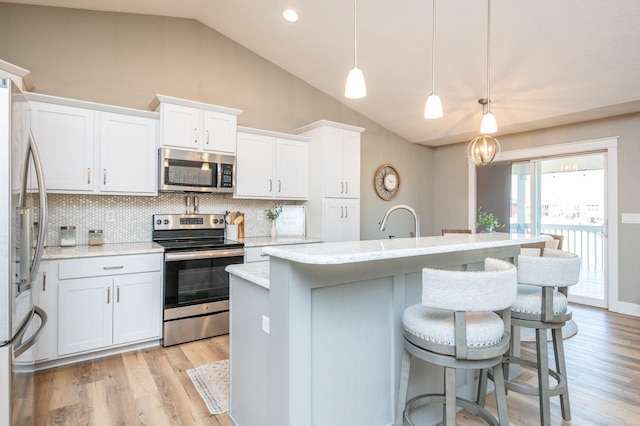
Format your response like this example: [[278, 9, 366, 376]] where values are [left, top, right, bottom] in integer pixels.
[[323, 199, 360, 243], [56, 253, 162, 357]]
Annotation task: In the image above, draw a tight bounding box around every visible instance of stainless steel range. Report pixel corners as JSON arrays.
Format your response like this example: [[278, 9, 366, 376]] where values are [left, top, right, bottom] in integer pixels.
[[152, 214, 244, 347]]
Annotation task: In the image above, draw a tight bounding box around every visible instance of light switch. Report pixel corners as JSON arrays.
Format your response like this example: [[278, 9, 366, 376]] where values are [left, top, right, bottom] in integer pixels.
[[262, 315, 270, 334], [621, 213, 640, 224]]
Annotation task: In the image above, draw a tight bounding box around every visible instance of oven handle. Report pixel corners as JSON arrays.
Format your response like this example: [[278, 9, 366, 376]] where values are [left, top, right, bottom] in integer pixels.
[[165, 248, 245, 262]]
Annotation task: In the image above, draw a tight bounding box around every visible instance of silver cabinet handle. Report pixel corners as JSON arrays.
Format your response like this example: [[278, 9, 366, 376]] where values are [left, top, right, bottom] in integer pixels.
[[117, 285, 120, 303], [278, 180, 282, 192], [345, 206, 348, 218], [42, 272, 46, 292], [345, 181, 349, 194], [194, 127, 198, 144], [87, 168, 91, 184], [340, 206, 344, 218], [206, 129, 210, 145], [103, 265, 124, 270], [107, 287, 111, 304], [103, 168, 107, 185], [341, 181, 344, 194], [269, 179, 273, 192]]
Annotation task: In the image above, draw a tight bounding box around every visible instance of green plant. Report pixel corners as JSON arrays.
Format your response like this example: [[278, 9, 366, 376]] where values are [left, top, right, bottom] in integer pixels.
[[475, 207, 505, 233], [265, 206, 282, 221]]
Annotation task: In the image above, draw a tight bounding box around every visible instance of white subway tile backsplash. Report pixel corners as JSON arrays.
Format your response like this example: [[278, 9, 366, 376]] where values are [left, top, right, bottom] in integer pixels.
[[45, 193, 296, 246]]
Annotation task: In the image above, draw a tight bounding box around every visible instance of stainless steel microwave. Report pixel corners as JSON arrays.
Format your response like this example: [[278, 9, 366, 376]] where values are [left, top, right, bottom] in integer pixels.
[[159, 148, 234, 193]]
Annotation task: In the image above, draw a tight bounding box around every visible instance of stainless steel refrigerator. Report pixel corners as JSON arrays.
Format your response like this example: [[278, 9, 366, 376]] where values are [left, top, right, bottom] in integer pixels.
[[0, 78, 48, 425]]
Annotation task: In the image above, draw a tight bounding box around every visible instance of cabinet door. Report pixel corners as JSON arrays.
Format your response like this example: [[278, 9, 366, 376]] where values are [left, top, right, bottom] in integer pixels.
[[235, 132, 274, 198], [323, 200, 360, 243], [275, 138, 309, 199], [112, 272, 162, 345], [30, 101, 95, 192], [203, 110, 237, 154], [161, 103, 202, 150], [31, 262, 56, 362], [341, 131, 361, 198], [58, 278, 113, 356], [323, 127, 346, 198], [100, 112, 158, 195]]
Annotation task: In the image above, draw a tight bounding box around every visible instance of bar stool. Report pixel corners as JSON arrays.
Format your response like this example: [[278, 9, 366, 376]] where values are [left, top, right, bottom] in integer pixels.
[[396, 258, 517, 426], [497, 248, 580, 426]]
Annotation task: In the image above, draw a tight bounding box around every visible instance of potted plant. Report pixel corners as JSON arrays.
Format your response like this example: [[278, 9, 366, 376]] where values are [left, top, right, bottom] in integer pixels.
[[265, 206, 282, 237], [475, 207, 505, 233]]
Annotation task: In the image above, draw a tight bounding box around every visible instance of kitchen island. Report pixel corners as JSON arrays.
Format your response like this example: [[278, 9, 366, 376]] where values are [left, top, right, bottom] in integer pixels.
[[227, 232, 550, 426]]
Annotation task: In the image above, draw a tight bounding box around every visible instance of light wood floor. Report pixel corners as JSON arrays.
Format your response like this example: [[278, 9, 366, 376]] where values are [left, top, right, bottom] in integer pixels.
[[32, 304, 640, 425]]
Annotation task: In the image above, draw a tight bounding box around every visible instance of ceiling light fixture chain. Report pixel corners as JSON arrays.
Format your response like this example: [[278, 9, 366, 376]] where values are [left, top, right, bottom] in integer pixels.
[[469, 0, 500, 167], [345, 0, 367, 99], [424, 0, 443, 119]]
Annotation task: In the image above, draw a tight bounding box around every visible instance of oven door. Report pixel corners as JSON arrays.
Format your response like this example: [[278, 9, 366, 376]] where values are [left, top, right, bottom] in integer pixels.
[[163, 248, 244, 309]]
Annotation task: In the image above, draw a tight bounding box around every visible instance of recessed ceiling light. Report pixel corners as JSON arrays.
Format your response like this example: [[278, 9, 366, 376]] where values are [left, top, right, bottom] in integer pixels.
[[282, 9, 299, 23]]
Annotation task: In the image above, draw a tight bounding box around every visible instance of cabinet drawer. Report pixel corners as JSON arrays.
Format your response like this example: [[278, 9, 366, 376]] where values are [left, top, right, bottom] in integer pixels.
[[59, 253, 163, 279], [245, 247, 269, 263]]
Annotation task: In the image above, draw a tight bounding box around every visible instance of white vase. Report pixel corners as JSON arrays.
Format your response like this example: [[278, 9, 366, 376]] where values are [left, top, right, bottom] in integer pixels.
[[270, 220, 277, 238]]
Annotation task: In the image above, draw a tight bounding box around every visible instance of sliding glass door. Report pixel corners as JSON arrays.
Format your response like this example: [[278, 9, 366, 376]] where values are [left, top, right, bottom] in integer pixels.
[[510, 154, 607, 307]]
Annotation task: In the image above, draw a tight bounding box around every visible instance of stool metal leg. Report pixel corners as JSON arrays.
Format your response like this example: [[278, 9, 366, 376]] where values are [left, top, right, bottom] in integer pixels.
[[396, 349, 411, 426], [552, 328, 571, 421], [492, 364, 509, 426], [444, 367, 457, 425], [536, 328, 551, 426]]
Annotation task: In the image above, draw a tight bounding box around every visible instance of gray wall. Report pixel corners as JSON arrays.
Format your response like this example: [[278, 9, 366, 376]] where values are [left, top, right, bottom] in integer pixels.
[[432, 112, 640, 306], [0, 3, 434, 240]]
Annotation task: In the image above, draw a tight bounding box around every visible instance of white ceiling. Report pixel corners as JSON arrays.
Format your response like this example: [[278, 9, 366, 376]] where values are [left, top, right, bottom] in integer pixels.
[[9, 0, 640, 146]]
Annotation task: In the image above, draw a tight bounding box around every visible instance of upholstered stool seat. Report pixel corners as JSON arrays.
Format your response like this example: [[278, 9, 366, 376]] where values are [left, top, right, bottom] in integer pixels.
[[396, 258, 517, 426], [487, 248, 580, 426]]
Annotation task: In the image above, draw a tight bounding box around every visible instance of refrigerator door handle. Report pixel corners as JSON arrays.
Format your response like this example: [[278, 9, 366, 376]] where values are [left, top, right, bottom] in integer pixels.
[[13, 306, 48, 358], [18, 131, 48, 294]]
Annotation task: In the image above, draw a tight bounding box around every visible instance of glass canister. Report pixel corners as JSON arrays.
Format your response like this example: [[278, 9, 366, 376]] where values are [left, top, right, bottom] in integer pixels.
[[60, 226, 77, 247], [88, 229, 104, 246]]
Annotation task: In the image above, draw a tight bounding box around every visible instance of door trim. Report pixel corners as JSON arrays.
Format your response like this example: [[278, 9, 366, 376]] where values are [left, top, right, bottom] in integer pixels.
[[468, 136, 619, 312]]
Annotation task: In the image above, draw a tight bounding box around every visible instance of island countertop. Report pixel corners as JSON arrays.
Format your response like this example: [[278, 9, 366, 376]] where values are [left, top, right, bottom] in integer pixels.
[[261, 232, 549, 265]]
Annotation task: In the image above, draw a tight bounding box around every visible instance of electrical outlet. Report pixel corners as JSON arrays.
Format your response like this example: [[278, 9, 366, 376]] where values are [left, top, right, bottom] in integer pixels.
[[258, 211, 264, 221], [105, 210, 115, 223], [262, 315, 270, 334]]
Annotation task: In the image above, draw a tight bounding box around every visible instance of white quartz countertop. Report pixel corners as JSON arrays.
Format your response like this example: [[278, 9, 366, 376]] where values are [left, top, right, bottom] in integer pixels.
[[261, 233, 551, 265], [227, 262, 270, 289], [239, 236, 323, 247], [42, 242, 164, 260]]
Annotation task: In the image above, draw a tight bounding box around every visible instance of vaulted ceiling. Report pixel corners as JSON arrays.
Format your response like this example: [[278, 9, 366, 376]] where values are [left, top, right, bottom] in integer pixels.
[[9, 0, 640, 146]]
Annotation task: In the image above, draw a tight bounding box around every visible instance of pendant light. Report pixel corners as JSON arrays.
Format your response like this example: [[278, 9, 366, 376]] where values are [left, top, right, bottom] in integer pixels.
[[468, 0, 500, 167], [345, 0, 366, 99], [424, 0, 443, 119], [480, 0, 497, 133]]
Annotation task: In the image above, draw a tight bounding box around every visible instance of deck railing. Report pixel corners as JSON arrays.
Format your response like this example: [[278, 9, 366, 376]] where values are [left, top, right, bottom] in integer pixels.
[[510, 223, 605, 270]]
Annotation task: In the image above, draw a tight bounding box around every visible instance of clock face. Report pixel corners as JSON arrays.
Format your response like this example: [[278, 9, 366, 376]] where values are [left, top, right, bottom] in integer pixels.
[[374, 164, 400, 200]]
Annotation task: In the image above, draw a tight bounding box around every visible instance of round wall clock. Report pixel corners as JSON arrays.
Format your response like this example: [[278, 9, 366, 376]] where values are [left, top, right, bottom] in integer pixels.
[[374, 163, 401, 200]]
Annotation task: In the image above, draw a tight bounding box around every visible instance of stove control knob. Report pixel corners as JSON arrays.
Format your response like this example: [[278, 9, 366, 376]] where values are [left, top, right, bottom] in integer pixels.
[[156, 219, 162, 225], [214, 219, 219, 224], [164, 219, 169, 225]]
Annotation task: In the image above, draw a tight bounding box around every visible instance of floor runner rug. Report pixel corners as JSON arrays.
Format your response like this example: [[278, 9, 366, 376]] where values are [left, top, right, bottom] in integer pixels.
[[187, 359, 229, 415]]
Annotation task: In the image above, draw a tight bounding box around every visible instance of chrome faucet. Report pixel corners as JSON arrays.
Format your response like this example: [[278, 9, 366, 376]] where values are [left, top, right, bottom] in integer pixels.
[[378, 205, 420, 238]]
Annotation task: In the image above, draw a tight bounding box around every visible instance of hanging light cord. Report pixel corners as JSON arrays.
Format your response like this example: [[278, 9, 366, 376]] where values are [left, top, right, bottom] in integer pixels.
[[431, 0, 437, 93], [486, 0, 491, 114], [353, 0, 358, 68]]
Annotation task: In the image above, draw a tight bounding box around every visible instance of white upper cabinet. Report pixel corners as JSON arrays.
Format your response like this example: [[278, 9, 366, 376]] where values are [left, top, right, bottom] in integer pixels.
[[27, 94, 159, 196], [235, 127, 309, 200], [151, 94, 241, 155], [323, 126, 361, 199], [100, 112, 157, 194], [29, 101, 95, 192]]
